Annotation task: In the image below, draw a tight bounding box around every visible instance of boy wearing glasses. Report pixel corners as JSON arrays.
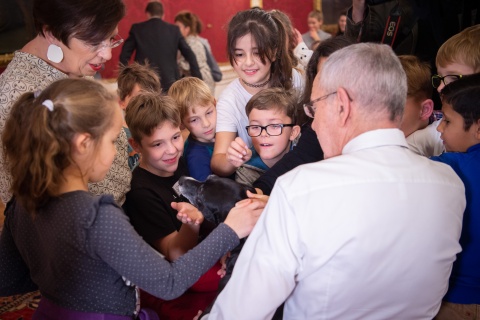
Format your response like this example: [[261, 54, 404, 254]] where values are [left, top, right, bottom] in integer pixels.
[[433, 24, 480, 94], [431, 73, 480, 320], [406, 24, 480, 157], [227, 88, 301, 186]]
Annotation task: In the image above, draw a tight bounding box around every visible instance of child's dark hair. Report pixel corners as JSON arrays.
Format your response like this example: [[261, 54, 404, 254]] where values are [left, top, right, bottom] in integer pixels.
[[117, 62, 161, 101], [245, 88, 299, 125], [441, 73, 480, 131], [300, 36, 353, 125], [2, 78, 118, 215], [269, 9, 299, 68], [174, 11, 199, 36], [227, 8, 294, 90], [125, 92, 181, 144]]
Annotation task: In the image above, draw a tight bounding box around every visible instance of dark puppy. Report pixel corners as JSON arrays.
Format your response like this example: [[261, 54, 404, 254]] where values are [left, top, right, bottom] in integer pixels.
[[178, 175, 255, 306], [179, 175, 284, 319], [179, 174, 255, 225]]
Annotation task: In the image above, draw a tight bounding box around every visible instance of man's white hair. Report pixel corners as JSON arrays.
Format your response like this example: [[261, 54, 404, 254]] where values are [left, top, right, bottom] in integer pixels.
[[319, 43, 407, 122]]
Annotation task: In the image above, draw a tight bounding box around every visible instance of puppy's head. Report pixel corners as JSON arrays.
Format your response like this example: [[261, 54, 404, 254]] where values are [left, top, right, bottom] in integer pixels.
[[179, 175, 256, 225]]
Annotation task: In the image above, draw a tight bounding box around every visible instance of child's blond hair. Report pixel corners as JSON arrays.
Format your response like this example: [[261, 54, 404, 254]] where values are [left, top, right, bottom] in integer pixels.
[[168, 77, 215, 120], [308, 10, 324, 22], [125, 92, 180, 144], [398, 55, 432, 102], [436, 25, 480, 72]]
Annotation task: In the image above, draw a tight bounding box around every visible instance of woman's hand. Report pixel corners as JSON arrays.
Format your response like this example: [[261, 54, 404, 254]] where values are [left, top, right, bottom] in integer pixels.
[[172, 202, 204, 225], [227, 137, 252, 168], [309, 29, 320, 41]]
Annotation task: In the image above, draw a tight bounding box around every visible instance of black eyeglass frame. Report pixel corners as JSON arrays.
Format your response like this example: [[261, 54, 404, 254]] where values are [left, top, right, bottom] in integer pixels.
[[431, 74, 463, 89], [245, 124, 295, 137]]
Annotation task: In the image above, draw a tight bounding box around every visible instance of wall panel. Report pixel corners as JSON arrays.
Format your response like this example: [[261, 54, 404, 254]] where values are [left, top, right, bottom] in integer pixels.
[[103, 0, 314, 78]]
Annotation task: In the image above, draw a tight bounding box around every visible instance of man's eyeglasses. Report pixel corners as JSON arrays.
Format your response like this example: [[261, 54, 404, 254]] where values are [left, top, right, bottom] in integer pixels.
[[90, 34, 124, 52], [431, 74, 462, 88], [245, 124, 295, 137], [303, 91, 337, 118]]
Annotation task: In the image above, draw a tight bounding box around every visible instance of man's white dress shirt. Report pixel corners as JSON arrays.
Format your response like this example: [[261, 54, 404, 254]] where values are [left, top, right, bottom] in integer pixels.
[[209, 129, 465, 320]]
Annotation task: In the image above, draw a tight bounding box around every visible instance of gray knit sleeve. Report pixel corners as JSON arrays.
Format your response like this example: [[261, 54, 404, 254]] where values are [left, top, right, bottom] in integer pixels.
[[87, 197, 239, 300]]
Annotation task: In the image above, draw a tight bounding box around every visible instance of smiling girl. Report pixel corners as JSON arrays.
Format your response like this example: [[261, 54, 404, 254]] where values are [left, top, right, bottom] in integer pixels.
[[211, 8, 304, 177]]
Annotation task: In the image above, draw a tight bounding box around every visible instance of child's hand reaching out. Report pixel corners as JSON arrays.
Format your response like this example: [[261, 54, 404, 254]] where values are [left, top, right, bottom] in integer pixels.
[[172, 202, 204, 225], [227, 137, 252, 168]]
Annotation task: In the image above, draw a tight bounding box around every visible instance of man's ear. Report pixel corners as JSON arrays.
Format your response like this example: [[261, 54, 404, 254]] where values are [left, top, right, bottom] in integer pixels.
[[289, 125, 301, 141], [420, 99, 434, 121], [129, 137, 142, 153], [336, 87, 352, 127]]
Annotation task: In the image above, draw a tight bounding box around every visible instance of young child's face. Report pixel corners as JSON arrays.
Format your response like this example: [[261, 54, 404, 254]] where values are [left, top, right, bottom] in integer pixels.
[[135, 121, 184, 177], [89, 105, 124, 182], [308, 17, 322, 31], [436, 101, 479, 152], [338, 15, 347, 33], [119, 84, 142, 111], [436, 62, 475, 93], [233, 33, 272, 90], [248, 107, 299, 168], [183, 102, 216, 143]]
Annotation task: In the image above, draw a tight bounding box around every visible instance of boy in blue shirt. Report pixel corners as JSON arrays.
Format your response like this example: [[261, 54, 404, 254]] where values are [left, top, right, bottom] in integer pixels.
[[169, 77, 216, 181], [431, 73, 480, 319]]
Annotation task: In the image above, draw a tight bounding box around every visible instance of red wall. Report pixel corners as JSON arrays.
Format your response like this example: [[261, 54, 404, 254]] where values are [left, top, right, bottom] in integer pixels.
[[102, 0, 313, 79]]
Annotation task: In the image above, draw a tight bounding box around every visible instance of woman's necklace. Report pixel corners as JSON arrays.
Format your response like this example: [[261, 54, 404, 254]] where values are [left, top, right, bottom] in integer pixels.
[[241, 77, 270, 88]]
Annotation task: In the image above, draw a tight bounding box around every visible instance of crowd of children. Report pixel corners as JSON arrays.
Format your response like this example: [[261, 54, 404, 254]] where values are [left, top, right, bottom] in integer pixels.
[[0, 3, 479, 319]]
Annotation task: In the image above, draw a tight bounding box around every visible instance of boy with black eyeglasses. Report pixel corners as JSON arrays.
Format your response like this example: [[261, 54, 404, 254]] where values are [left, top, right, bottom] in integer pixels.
[[227, 88, 301, 186], [404, 24, 480, 158]]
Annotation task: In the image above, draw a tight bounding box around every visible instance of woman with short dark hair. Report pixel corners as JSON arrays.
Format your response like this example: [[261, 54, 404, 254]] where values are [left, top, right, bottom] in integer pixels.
[[0, 0, 131, 208]]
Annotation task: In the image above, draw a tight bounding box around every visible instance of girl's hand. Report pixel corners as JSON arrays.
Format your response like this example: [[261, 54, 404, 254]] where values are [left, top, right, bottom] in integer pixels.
[[294, 28, 303, 46], [217, 252, 231, 278], [172, 202, 204, 225], [227, 137, 251, 168], [224, 196, 264, 239]]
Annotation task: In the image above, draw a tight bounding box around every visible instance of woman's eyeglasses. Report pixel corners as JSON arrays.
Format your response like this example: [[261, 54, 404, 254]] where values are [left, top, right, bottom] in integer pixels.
[[90, 34, 124, 52]]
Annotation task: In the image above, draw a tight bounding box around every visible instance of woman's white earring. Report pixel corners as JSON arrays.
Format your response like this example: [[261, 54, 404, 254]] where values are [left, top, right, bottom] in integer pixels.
[[47, 44, 64, 63]]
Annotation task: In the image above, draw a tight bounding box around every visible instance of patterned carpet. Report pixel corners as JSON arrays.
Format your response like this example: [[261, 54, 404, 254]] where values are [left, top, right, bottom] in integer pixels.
[[0, 291, 40, 320]]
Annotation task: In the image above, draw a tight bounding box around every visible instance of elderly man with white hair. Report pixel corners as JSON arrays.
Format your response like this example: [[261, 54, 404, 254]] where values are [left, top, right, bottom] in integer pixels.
[[207, 43, 466, 320]]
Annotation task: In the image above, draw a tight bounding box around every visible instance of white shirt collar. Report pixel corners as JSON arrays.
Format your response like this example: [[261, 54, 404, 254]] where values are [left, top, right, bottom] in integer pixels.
[[342, 128, 408, 155]]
